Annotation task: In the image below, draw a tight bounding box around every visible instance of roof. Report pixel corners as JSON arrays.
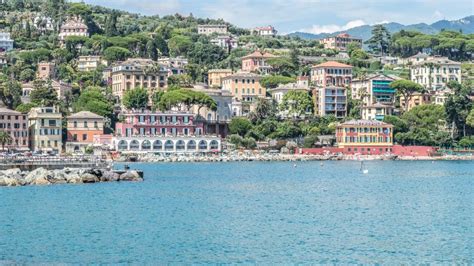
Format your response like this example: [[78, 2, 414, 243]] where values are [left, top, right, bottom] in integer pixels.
[[208, 69, 233, 73], [417, 57, 461, 66], [222, 71, 261, 79], [312, 61, 353, 68], [0, 107, 22, 115], [67, 111, 104, 119], [352, 73, 400, 82], [409, 52, 430, 59], [254, 26, 275, 31], [339, 119, 393, 127], [241, 50, 277, 60], [361, 102, 395, 108]]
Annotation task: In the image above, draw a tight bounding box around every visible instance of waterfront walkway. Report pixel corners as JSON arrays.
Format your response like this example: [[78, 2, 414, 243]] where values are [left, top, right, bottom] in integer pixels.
[[0, 155, 110, 171]]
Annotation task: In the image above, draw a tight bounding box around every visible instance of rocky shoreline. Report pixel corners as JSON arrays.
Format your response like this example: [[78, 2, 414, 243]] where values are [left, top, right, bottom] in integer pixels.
[[117, 153, 474, 163], [0, 168, 143, 187]]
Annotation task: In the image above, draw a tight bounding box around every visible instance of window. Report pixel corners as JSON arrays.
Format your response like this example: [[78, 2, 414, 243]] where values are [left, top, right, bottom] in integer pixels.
[[49, 120, 56, 127], [84, 121, 88, 128], [94, 121, 98, 128], [73, 134, 77, 141], [82, 134, 87, 141], [73, 121, 77, 128]]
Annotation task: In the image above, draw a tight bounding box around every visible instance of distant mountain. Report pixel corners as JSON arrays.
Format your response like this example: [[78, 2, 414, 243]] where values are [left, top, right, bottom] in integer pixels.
[[288, 15, 473, 40]]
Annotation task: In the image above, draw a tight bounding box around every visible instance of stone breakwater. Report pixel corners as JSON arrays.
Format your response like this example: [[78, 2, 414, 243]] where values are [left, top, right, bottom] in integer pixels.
[[0, 168, 143, 187]]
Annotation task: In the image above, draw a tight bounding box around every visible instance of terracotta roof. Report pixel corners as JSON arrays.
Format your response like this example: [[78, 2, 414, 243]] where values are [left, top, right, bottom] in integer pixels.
[[0, 107, 22, 115], [312, 61, 353, 68], [241, 51, 277, 60], [222, 71, 261, 79], [208, 69, 233, 73], [339, 119, 393, 127], [67, 111, 104, 119]]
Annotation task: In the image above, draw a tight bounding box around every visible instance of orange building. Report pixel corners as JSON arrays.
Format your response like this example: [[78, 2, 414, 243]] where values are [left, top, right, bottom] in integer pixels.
[[208, 69, 233, 88], [221, 72, 265, 102], [66, 111, 104, 153], [241, 50, 277, 74], [336, 120, 393, 155]]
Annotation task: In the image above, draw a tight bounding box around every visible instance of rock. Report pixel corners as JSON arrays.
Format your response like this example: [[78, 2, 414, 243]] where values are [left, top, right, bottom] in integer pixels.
[[31, 176, 50, 185], [48, 170, 67, 184], [25, 168, 49, 184], [3, 168, 22, 176], [65, 172, 82, 184], [119, 171, 142, 181], [101, 171, 119, 182], [81, 173, 99, 183]]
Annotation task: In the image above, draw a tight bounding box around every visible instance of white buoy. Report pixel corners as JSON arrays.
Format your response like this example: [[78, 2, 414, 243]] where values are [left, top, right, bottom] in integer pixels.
[[363, 169, 369, 174]]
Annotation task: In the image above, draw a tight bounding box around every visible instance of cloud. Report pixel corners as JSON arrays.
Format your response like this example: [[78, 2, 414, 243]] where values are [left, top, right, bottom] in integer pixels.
[[298, 19, 366, 34], [432, 10, 444, 20]]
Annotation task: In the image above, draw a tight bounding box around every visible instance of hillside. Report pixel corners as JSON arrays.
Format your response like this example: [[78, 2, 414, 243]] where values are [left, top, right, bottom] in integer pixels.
[[289, 15, 474, 40]]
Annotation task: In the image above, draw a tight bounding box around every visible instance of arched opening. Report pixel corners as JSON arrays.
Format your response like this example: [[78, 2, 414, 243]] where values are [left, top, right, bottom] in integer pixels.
[[141, 140, 151, 150], [130, 140, 140, 151], [118, 140, 128, 151], [164, 140, 174, 151], [198, 140, 208, 150], [210, 140, 219, 150], [187, 140, 196, 151], [176, 140, 185, 151], [74, 146, 80, 152], [153, 140, 162, 150], [207, 113, 212, 121]]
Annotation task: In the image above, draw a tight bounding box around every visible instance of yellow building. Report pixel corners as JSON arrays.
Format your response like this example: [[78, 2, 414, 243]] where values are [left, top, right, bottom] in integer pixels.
[[400, 93, 432, 112], [28, 107, 63, 154], [111, 58, 168, 103], [336, 120, 393, 154], [221, 72, 265, 102], [208, 69, 233, 88]]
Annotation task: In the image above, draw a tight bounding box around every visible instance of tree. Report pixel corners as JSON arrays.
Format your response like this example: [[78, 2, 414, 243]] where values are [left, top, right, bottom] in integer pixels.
[[444, 81, 472, 138], [19, 68, 35, 82], [73, 87, 113, 117], [103, 46, 131, 62], [279, 91, 313, 117], [168, 74, 193, 88], [266, 57, 295, 76], [365, 24, 391, 56], [168, 35, 192, 57], [260, 75, 295, 89], [16, 103, 38, 113], [146, 39, 158, 60], [229, 117, 252, 136], [30, 79, 58, 107], [0, 76, 22, 109], [123, 87, 149, 110], [0, 131, 12, 151], [390, 79, 424, 113], [105, 11, 119, 37]]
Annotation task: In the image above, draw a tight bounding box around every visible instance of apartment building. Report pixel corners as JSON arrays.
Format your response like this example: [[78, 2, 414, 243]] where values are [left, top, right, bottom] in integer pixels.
[[336, 119, 393, 155], [208, 69, 233, 88], [410, 57, 462, 90], [241, 50, 277, 74], [0, 108, 29, 151], [221, 72, 265, 102], [252, 26, 277, 37], [197, 24, 228, 35], [77, 56, 107, 72], [28, 107, 62, 153], [311, 61, 352, 118], [66, 111, 105, 153], [59, 16, 88, 43], [320, 33, 362, 51], [157, 56, 188, 75]]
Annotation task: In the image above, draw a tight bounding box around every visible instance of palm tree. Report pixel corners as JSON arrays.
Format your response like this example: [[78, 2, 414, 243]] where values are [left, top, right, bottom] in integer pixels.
[[0, 131, 12, 152]]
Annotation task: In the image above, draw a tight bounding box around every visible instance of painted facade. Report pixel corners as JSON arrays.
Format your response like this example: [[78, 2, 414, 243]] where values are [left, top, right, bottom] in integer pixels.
[[0, 108, 29, 151]]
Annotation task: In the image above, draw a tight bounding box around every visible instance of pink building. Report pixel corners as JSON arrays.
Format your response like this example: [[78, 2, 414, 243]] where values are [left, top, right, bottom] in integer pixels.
[[0, 108, 29, 151], [116, 111, 205, 137], [241, 50, 277, 74]]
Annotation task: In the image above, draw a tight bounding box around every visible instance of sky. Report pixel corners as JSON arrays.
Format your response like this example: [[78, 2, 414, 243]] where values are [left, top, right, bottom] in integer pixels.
[[78, 0, 474, 34]]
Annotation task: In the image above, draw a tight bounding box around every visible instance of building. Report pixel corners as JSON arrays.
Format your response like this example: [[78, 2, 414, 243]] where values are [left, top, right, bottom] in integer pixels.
[[21, 80, 72, 103], [111, 58, 168, 102], [407, 52, 433, 65], [66, 111, 105, 153], [221, 72, 265, 102], [37, 61, 56, 79], [59, 16, 88, 43], [400, 93, 432, 112], [351, 74, 399, 120], [208, 69, 233, 88], [241, 50, 277, 74], [336, 120, 393, 155], [0, 52, 7, 68], [432, 88, 452, 105], [268, 76, 310, 104], [311, 61, 352, 118], [320, 33, 362, 51], [157, 56, 188, 75], [0, 108, 29, 151], [197, 24, 228, 35], [252, 26, 277, 37], [113, 110, 221, 153], [410, 57, 462, 90], [361, 103, 395, 121], [0, 32, 14, 51], [190, 86, 233, 137], [211, 35, 238, 50], [77, 56, 107, 72], [28, 107, 62, 154]]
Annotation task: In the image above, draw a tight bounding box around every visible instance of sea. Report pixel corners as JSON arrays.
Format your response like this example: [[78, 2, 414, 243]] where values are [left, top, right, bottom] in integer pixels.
[[0, 161, 472, 264]]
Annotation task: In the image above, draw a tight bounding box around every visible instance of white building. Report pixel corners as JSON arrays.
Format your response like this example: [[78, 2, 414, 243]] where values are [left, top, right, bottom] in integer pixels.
[[268, 76, 310, 104], [157, 56, 188, 75], [197, 25, 228, 35], [59, 16, 88, 43], [252, 26, 277, 37], [410, 57, 462, 90], [113, 136, 221, 154], [0, 32, 14, 51], [211, 35, 238, 50]]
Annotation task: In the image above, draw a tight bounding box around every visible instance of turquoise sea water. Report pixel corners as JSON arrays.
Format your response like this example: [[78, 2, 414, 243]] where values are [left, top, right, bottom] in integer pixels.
[[0, 161, 473, 264]]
